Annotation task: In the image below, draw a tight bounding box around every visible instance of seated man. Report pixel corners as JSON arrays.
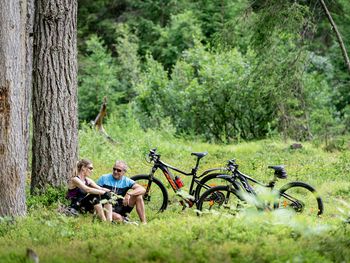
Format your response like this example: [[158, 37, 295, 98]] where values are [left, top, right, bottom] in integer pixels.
[[97, 160, 146, 224]]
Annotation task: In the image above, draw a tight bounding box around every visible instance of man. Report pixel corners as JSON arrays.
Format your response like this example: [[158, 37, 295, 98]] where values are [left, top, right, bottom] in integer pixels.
[[97, 160, 147, 224]]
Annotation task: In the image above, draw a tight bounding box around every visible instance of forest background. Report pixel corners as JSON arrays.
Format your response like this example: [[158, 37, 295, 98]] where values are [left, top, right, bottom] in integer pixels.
[[1, 0, 350, 262], [77, 0, 350, 145]]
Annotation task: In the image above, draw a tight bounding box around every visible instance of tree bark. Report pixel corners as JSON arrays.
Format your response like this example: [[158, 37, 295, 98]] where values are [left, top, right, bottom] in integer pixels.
[[25, 0, 35, 169], [319, 0, 350, 74], [0, 0, 30, 216], [31, 0, 78, 194]]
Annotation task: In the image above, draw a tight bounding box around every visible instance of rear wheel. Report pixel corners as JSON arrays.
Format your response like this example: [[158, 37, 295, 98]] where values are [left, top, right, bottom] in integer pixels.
[[194, 173, 231, 201], [275, 181, 324, 216], [131, 174, 168, 213], [196, 185, 241, 215]]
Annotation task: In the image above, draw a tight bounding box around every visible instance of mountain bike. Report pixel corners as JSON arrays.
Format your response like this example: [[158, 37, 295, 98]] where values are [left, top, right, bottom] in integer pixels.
[[130, 148, 230, 212], [196, 159, 324, 216]]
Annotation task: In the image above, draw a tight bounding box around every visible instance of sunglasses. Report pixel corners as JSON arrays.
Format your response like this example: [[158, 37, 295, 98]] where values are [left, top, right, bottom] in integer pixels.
[[87, 166, 94, 170], [113, 168, 125, 173]]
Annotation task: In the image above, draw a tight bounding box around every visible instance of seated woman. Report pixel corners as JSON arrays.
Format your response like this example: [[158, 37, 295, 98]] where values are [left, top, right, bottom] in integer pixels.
[[67, 159, 112, 222]]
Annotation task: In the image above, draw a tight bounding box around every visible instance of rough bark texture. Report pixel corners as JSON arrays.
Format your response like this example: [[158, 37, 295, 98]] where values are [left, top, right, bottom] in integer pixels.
[[0, 0, 29, 216], [31, 0, 78, 193], [25, 0, 35, 168]]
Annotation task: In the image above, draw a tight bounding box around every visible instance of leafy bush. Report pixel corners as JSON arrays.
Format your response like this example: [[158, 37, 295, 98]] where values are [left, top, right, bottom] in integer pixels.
[[78, 35, 120, 122], [27, 187, 68, 209]]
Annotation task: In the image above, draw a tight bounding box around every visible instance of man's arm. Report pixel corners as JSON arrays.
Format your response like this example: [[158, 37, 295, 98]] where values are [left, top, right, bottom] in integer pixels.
[[122, 183, 145, 206], [87, 178, 111, 192], [127, 183, 146, 196]]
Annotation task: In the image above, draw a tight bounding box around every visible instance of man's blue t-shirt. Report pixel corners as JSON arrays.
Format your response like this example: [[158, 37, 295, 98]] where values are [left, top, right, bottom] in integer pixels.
[[97, 174, 135, 196]]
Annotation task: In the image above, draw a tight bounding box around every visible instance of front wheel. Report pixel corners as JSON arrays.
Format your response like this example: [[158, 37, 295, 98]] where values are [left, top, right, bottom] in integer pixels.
[[194, 173, 231, 201], [196, 185, 241, 215], [275, 181, 324, 216], [131, 174, 168, 213]]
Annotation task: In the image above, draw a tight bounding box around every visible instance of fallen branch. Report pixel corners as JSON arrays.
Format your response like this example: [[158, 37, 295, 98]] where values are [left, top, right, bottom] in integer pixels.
[[91, 97, 118, 144], [319, 0, 350, 74]]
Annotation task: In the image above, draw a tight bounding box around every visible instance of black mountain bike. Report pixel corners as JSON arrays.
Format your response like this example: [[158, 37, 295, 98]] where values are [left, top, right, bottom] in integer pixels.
[[197, 159, 324, 216], [130, 148, 231, 212]]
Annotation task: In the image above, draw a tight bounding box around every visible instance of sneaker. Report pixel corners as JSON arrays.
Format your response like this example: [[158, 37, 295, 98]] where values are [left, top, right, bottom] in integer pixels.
[[123, 217, 139, 226]]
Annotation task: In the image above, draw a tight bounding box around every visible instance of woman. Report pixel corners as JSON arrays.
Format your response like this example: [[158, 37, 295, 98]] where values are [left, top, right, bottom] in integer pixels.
[[67, 159, 112, 222]]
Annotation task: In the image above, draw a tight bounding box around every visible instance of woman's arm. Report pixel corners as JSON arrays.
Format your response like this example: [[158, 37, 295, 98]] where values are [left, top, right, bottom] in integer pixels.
[[72, 177, 105, 195], [87, 178, 111, 192]]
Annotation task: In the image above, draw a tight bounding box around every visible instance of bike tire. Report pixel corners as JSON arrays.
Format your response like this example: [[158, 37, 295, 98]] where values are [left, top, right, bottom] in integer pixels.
[[275, 181, 324, 216], [131, 174, 169, 212], [194, 173, 231, 201], [196, 185, 241, 215]]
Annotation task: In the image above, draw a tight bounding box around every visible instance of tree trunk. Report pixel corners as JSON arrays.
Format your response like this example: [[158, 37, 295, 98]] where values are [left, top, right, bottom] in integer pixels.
[[0, 0, 30, 216], [31, 0, 78, 194], [25, 0, 35, 169]]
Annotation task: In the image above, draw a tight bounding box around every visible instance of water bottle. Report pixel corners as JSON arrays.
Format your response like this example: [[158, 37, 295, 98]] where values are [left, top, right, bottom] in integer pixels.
[[174, 176, 184, 188]]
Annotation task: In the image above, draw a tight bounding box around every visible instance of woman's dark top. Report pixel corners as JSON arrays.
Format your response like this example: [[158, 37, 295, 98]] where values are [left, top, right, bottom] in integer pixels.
[[66, 177, 100, 213], [67, 177, 90, 200]]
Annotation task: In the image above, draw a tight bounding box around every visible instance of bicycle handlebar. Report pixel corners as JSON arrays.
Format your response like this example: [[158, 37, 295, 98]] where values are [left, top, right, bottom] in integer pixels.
[[227, 159, 238, 172], [148, 148, 161, 163]]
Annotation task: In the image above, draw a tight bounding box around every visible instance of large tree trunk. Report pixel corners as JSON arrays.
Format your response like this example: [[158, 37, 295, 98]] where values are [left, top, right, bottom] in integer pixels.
[[31, 0, 78, 194], [25, 0, 35, 169], [0, 0, 30, 216]]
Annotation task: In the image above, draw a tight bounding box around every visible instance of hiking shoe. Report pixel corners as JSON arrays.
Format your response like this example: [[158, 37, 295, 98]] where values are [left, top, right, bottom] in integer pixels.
[[123, 217, 139, 226]]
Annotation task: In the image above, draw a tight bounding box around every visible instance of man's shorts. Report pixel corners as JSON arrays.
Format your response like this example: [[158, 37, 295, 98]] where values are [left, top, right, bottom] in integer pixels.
[[113, 204, 134, 217]]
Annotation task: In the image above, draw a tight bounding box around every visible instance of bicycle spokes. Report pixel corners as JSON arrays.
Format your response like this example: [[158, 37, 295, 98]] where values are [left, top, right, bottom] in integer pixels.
[[279, 186, 321, 216], [200, 188, 238, 213]]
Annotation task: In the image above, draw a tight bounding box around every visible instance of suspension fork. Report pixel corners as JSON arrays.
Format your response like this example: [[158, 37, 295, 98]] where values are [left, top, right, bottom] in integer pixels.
[[144, 165, 158, 196]]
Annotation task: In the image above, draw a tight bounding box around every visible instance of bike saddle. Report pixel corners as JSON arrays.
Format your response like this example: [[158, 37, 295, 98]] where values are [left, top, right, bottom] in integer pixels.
[[268, 165, 287, 179], [191, 152, 208, 159]]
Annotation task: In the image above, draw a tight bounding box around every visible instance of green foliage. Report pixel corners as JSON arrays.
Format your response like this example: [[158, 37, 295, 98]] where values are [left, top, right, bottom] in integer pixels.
[[134, 55, 169, 129], [134, 39, 335, 142], [26, 187, 68, 209], [114, 24, 141, 103], [76, 0, 350, 141], [78, 35, 120, 121], [151, 11, 204, 70], [4, 123, 350, 261]]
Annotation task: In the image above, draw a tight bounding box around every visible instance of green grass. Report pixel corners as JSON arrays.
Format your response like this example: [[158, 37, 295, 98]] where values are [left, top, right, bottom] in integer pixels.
[[1, 120, 350, 262]]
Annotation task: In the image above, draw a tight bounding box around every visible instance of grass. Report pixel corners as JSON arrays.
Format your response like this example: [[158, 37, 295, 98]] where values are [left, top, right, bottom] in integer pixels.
[[1, 118, 350, 262]]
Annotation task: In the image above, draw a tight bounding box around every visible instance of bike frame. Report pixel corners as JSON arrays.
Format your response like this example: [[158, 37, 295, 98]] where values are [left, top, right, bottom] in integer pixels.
[[147, 155, 224, 198], [222, 168, 302, 210]]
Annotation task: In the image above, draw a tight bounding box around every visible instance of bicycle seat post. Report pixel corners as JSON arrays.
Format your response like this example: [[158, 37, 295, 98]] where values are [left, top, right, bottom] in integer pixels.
[[190, 152, 208, 175]]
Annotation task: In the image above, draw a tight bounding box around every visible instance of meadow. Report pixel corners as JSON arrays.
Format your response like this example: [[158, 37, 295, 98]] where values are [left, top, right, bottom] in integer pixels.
[[1, 118, 350, 262]]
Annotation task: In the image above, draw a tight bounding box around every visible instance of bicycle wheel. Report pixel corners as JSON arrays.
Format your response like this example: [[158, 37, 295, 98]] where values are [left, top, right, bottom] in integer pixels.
[[275, 181, 324, 216], [194, 173, 231, 201], [131, 174, 168, 212], [197, 185, 241, 215]]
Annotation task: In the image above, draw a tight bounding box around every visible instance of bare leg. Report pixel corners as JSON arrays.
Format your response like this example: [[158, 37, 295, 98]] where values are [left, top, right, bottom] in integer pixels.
[[129, 195, 146, 224], [94, 204, 106, 221], [104, 204, 113, 222], [112, 212, 124, 222]]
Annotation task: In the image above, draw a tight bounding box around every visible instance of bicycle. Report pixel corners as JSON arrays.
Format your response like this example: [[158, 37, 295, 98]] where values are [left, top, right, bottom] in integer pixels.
[[196, 159, 324, 216], [130, 148, 231, 212]]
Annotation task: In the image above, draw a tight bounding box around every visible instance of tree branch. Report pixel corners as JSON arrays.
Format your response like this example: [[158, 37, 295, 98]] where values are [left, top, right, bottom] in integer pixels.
[[92, 97, 118, 144], [319, 0, 350, 74]]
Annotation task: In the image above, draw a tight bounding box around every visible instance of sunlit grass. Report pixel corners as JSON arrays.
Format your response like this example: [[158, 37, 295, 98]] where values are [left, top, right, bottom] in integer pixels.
[[1, 120, 350, 262]]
